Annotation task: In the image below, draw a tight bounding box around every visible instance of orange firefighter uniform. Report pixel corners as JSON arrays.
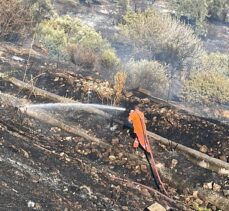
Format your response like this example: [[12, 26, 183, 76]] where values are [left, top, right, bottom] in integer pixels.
[[128, 108, 151, 153]]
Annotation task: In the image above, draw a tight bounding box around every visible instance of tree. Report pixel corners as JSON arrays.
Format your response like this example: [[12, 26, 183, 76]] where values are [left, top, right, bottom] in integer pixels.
[[120, 8, 204, 77], [171, 0, 229, 28], [172, 0, 208, 34]]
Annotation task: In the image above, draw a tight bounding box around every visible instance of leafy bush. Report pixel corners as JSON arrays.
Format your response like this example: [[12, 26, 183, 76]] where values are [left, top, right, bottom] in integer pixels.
[[199, 52, 229, 76], [68, 44, 97, 69], [120, 9, 204, 74], [181, 70, 229, 106], [125, 59, 169, 97], [38, 15, 118, 66], [100, 49, 120, 70]]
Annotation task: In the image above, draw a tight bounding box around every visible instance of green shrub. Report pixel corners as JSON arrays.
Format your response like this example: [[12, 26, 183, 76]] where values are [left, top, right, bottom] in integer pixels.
[[181, 70, 229, 106], [68, 44, 97, 69], [100, 49, 120, 70], [125, 59, 169, 97], [38, 15, 117, 63], [200, 52, 229, 76], [120, 9, 204, 74]]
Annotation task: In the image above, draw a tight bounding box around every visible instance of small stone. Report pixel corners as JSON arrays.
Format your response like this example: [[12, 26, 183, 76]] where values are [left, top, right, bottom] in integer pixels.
[[91, 167, 97, 174], [223, 189, 229, 197], [213, 183, 221, 192], [21, 149, 29, 158], [27, 201, 35, 208], [140, 164, 148, 173], [142, 98, 150, 104], [159, 108, 167, 114], [118, 152, 123, 158], [111, 138, 119, 145], [65, 157, 71, 162], [109, 155, 116, 161], [203, 182, 213, 190], [199, 145, 208, 153], [60, 152, 65, 157], [219, 155, 227, 162], [54, 77, 59, 81], [122, 206, 128, 211], [35, 203, 42, 209], [124, 91, 133, 98], [147, 202, 166, 211], [96, 124, 101, 129], [171, 159, 178, 169], [195, 198, 203, 205], [65, 137, 72, 141], [141, 188, 151, 197], [192, 191, 198, 198]]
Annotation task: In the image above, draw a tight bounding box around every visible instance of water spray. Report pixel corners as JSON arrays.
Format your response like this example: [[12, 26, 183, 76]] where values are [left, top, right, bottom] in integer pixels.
[[20, 103, 126, 112]]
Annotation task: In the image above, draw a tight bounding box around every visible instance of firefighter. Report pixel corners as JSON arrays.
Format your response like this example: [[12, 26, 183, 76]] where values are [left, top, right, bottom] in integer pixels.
[[128, 105, 151, 153]]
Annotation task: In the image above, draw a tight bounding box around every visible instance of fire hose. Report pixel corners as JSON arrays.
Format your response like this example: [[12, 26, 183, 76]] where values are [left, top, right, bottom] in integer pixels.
[[137, 112, 168, 195]]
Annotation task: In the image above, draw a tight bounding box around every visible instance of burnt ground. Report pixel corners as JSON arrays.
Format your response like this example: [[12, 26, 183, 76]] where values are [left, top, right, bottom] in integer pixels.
[[0, 43, 229, 210]]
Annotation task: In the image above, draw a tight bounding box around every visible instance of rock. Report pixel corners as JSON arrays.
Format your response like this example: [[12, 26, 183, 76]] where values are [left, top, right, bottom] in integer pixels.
[[223, 189, 229, 197], [63, 187, 68, 192], [213, 183, 221, 192], [111, 138, 119, 145], [199, 145, 208, 153], [141, 188, 151, 197], [203, 182, 213, 190], [124, 91, 133, 98], [109, 155, 116, 161], [54, 77, 59, 81], [85, 76, 93, 80], [193, 191, 198, 198], [122, 206, 128, 211], [170, 159, 178, 169], [91, 167, 97, 174], [65, 136, 72, 141], [60, 152, 65, 157], [159, 108, 167, 114], [140, 164, 148, 173], [142, 98, 150, 104], [195, 198, 203, 205], [219, 155, 227, 162], [65, 157, 71, 162], [146, 202, 166, 211], [21, 149, 29, 158], [96, 124, 101, 129], [27, 200, 35, 208], [118, 152, 123, 158], [110, 124, 118, 131], [12, 56, 25, 63]]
